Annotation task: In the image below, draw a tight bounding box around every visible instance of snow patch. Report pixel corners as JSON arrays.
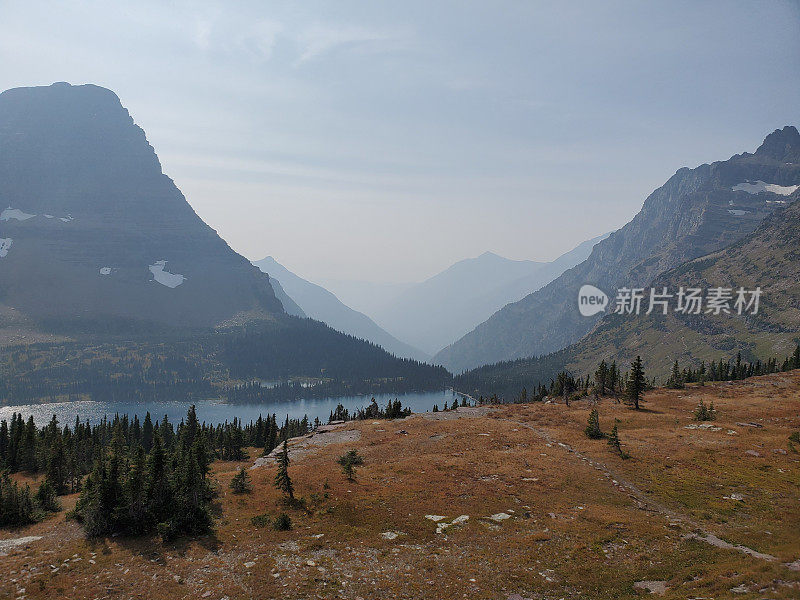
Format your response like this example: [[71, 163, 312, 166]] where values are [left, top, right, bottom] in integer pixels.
[[0, 207, 36, 221], [99, 267, 112, 275], [732, 181, 799, 196], [0, 238, 12, 257], [149, 260, 186, 288]]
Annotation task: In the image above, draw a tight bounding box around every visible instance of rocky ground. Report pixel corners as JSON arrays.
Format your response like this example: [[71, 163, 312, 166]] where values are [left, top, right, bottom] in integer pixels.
[[1, 372, 799, 599]]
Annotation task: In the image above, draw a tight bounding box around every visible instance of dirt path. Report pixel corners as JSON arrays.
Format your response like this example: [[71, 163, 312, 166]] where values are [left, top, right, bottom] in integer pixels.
[[496, 416, 778, 563]]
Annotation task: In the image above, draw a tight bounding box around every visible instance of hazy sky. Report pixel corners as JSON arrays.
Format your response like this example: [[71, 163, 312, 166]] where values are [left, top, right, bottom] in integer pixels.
[[1, 1, 799, 283]]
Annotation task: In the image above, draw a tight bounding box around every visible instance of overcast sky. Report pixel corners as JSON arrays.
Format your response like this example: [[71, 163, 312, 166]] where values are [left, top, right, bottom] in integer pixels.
[[1, 1, 799, 283]]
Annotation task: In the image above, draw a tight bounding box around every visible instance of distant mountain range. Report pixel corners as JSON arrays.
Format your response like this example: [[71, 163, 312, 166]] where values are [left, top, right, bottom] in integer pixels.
[[338, 237, 608, 357], [254, 256, 427, 361], [437, 126, 800, 373]]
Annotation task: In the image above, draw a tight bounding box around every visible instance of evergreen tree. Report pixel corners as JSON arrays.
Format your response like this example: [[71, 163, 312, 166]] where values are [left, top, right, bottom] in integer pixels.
[[35, 480, 61, 513], [607, 420, 625, 457], [666, 360, 684, 389], [142, 412, 154, 453], [584, 409, 604, 439], [594, 360, 608, 396], [626, 356, 645, 410], [273, 441, 294, 500], [230, 467, 252, 494], [145, 432, 171, 525], [45, 433, 68, 495], [337, 449, 364, 481]]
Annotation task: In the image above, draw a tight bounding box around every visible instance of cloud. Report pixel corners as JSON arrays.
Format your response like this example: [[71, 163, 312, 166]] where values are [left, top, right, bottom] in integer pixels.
[[294, 23, 396, 65]]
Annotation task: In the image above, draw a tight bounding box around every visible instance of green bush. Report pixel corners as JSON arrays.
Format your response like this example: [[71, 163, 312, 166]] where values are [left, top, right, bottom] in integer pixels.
[[273, 512, 292, 531], [250, 513, 270, 528], [584, 409, 604, 439]]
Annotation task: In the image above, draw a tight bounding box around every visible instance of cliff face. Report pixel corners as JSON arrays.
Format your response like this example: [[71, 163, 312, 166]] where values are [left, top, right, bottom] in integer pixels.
[[435, 127, 800, 372], [0, 83, 284, 335]]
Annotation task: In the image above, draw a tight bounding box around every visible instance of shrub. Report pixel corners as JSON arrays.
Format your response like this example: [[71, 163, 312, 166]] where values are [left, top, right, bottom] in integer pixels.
[[35, 480, 61, 513], [250, 514, 270, 528], [693, 399, 716, 421], [273, 512, 292, 531]]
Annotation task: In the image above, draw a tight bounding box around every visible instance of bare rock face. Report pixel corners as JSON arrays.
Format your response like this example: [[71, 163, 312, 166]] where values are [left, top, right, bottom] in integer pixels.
[[0, 82, 284, 335]]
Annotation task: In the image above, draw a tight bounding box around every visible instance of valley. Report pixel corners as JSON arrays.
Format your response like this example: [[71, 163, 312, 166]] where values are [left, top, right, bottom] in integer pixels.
[[0, 5, 798, 597]]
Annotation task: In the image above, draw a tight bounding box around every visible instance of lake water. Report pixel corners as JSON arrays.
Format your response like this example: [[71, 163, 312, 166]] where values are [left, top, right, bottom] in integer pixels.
[[0, 389, 459, 427]]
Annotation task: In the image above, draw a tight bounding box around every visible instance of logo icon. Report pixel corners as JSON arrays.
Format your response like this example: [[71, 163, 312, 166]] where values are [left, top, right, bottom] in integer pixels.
[[578, 284, 608, 316]]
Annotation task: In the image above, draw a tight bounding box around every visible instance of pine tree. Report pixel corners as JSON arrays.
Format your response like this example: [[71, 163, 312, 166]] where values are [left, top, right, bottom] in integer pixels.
[[142, 412, 154, 453], [45, 433, 68, 495], [594, 360, 608, 396], [274, 441, 294, 500], [337, 449, 364, 481], [230, 467, 252, 494], [125, 445, 148, 533], [145, 432, 171, 525], [584, 409, 604, 439], [35, 479, 61, 513], [626, 356, 645, 410], [607, 420, 622, 456], [667, 360, 684, 389]]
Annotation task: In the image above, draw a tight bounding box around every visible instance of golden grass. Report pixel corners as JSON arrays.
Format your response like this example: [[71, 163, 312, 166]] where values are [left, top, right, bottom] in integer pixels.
[[1, 372, 799, 599]]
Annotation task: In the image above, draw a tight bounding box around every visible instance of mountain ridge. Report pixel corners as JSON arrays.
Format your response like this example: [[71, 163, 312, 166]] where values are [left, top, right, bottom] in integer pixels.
[[435, 126, 800, 372]]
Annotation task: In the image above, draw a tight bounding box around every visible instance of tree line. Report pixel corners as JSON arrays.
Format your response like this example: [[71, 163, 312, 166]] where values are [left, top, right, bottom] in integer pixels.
[[0, 320, 452, 406], [0, 406, 312, 532]]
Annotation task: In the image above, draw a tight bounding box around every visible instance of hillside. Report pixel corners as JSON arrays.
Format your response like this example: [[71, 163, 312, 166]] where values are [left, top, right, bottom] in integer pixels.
[[254, 257, 426, 361], [435, 126, 800, 372], [566, 193, 800, 379], [0, 82, 284, 338], [0, 318, 451, 405], [2, 372, 799, 599]]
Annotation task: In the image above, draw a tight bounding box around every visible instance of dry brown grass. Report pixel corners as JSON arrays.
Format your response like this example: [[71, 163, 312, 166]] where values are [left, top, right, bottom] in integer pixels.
[[1, 372, 799, 599]]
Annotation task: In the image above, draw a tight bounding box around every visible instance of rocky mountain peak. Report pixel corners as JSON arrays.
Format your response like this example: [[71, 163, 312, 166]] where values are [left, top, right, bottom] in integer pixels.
[[754, 125, 800, 162], [0, 83, 284, 335]]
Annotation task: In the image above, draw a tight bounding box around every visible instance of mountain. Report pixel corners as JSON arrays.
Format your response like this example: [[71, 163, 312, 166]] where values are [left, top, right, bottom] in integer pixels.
[[364, 252, 543, 355], [254, 256, 427, 361], [436, 126, 800, 373], [0, 82, 450, 397], [455, 192, 800, 398], [367, 239, 606, 356], [566, 190, 800, 379], [268, 277, 306, 318], [0, 82, 284, 337]]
